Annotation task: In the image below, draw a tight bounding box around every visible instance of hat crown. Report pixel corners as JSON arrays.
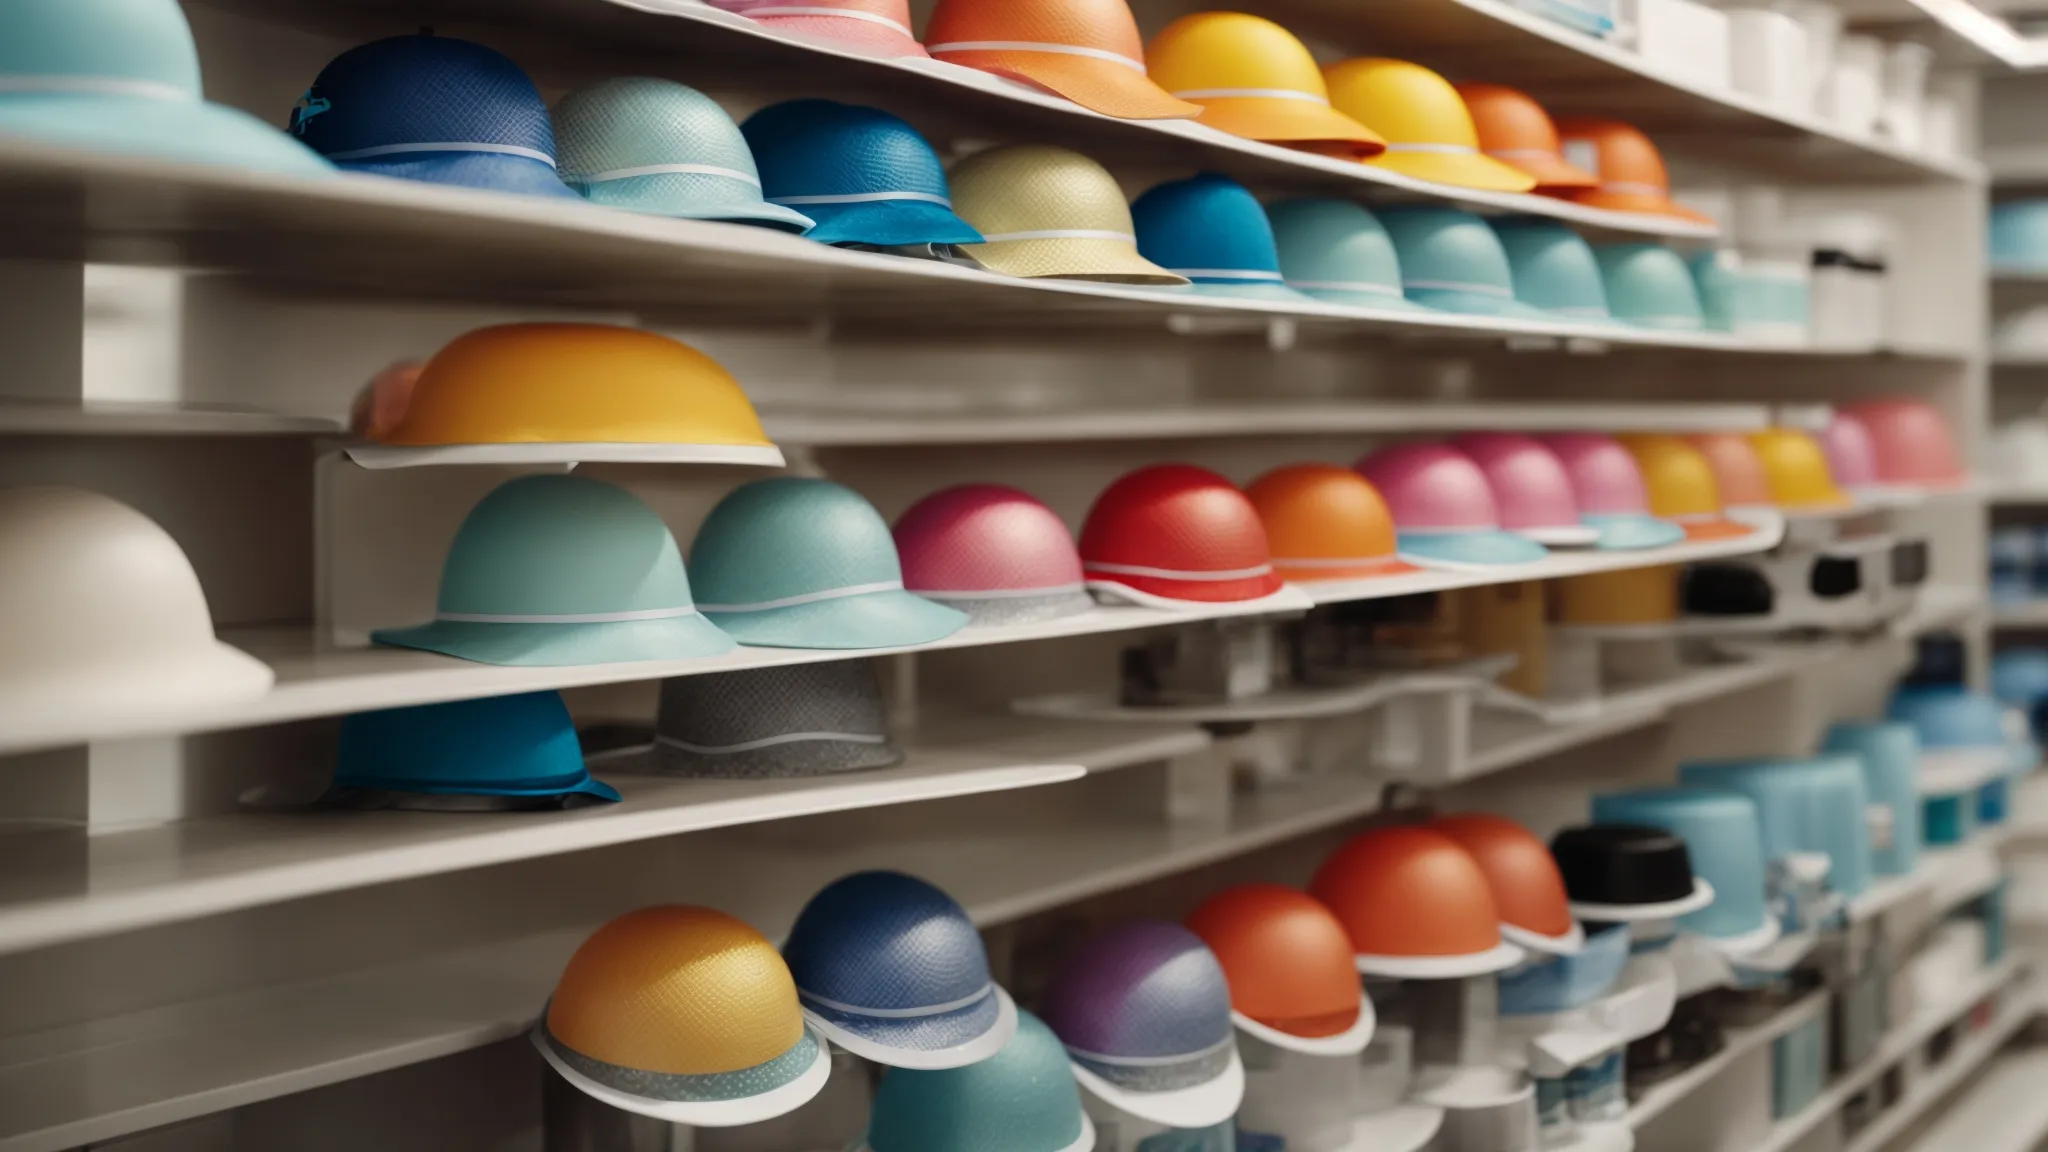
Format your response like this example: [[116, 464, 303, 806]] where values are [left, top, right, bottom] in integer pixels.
[[744, 99, 951, 201], [1079, 464, 1271, 575], [925, 0, 1146, 58], [293, 35, 556, 159], [950, 144, 1137, 238], [1453, 433, 1581, 532], [1557, 119, 1671, 188], [1132, 173, 1284, 281], [1432, 814, 1576, 937], [864, 1011, 1088, 1152], [1309, 826, 1506, 959], [1596, 243, 1703, 326], [1358, 442, 1502, 532], [1889, 685, 2011, 750], [1325, 57, 1475, 146], [1459, 83, 1562, 150], [1688, 433, 1773, 507], [1746, 427, 1845, 506], [1146, 12, 1328, 94], [1041, 922, 1234, 1060], [434, 475, 694, 619], [1820, 414, 1880, 488], [1543, 433, 1653, 515], [1492, 218, 1609, 314], [0, 0, 202, 96], [894, 484, 1082, 594], [1184, 884, 1361, 1030], [691, 477, 904, 607], [655, 659, 890, 756], [1679, 756, 1873, 898], [554, 77, 757, 183], [1267, 198, 1405, 293], [1618, 434, 1723, 519], [784, 871, 991, 1012], [1843, 398, 1964, 485], [336, 690, 585, 790], [1246, 464, 1399, 561], [1378, 206, 1517, 294]]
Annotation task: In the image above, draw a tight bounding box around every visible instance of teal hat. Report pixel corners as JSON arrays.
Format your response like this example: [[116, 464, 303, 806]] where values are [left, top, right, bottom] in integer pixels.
[[1592, 787, 1774, 948], [554, 77, 814, 233], [330, 690, 619, 808], [863, 1010, 1095, 1152], [1595, 243, 1706, 331], [1375, 205, 1555, 320], [373, 474, 736, 666], [1266, 198, 1433, 313], [1131, 173, 1317, 304], [1678, 757, 1873, 900], [0, 0, 331, 177], [1822, 721, 1923, 878], [690, 478, 968, 650], [1490, 216, 1615, 324]]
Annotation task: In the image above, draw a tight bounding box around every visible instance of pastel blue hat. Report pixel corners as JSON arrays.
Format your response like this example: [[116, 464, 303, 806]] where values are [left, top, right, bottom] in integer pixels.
[[1993, 649, 2048, 712], [1266, 198, 1433, 313], [1823, 721, 1923, 878], [862, 1010, 1094, 1152], [554, 78, 812, 232], [690, 478, 968, 649], [1992, 200, 2048, 272], [1592, 788, 1774, 948], [1490, 216, 1615, 324], [1132, 173, 1317, 303], [742, 99, 981, 248], [1595, 243, 1706, 331], [784, 871, 1016, 1068], [1889, 684, 2019, 792], [1678, 756, 1873, 900], [373, 474, 736, 666], [329, 690, 619, 807], [291, 35, 579, 200], [1376, 205, 1556, 320], [0, 0, 330, 177]]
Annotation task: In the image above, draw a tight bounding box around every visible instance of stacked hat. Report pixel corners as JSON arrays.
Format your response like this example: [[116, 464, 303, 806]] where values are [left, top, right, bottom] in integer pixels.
[[1456, 84, 1597, 194], [1746, 427, 1850, 511], [1310, 825, 1528, 977], [924, 0, 1198, 120], [1432, 814, 1584, 954], [1843, 398, 1968, 490], [1596, 243, 1707, 331], [1453, 433, 1599, 547], [1266, 199, 1432, 313], [1357, 442, 1550, 566], [1131, 173, 1313, 303], [1185, 885, 1376, 1055], [1375, 206, 1554, 320], [862, 1010, 1095, 1152], [731, 0, 927, 58], [1245, 464, 1418, 583], [1688, 432, 1775, 511], [743, 100, 982, 248], [950, 144, 1185, 284], [1540, 433, 1686, 551], [1554, 120, 1713, 225], [1078, 464, 1285, 607], [1489, 217, 1615, 324], [1616, 434, 1754, 540], [624, 661, 903, 778], [1548, 824, 1714, 922], [893, 484, 1092, 625], [1591, 789, 1777, 953], [1325, 59, 1537, 192], [323, 690, 617, 809], [1144, 14, 1384, 155]]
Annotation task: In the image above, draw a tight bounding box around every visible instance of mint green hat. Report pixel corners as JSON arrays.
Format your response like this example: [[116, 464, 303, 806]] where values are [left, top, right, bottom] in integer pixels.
[[1266, 198, 1435, 313], [862, 1010, 1095, 1152], [373, 474, 736, 666], [1376, 205, 1556, 320], [1490, 216, 1616, 324], [1595, 242, 1706, 331], [690, 478, 968, 650]]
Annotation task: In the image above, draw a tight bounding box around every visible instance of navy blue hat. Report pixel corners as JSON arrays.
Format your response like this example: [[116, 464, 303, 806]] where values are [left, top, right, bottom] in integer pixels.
[[290, 35, 580, 200], [1131, 173, 1315, 304], [742, 99, 982, 248], [326, 690, 620, 809]]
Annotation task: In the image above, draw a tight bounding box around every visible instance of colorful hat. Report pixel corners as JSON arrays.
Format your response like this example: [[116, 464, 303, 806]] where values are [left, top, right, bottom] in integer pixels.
[[783, 872, 1015, 1068], [1078, 464, 1285, 606], [372, 474, 736, 666], [735, 0, 928, 58], [0, 488, 273, 752], [1553, 120, 1713, 224], [893, 484, 1091, 625], [1356, 442, 1549, 567], [1375, 206, 1554, 320], [742, 100, 981, 248], [1746, 427, 1850, 511], [1617, 433, 1753, 540], [1131, 173, 1315, 303], [1595, 243, 1706, 331], [1431, 813, 1584, 954], [923, 0, 1199, 120], [1678, 756, 1874, 901], [1452, 432, 1598, 547], [1144, 13, 1384, 155], [350, 361, 424, 441], [349, 324, 783, 468], [553, 78, 811, 232], [1040, 922, 1245, 1128], [1, 0, 330, 176], [292, 35, 579, 200], [1687, 432, 1775, 510], [1591, 789, 1775, 951], [1309, 825, 1528, 978], [1889, 685, 2020, 793], [1266, 198, 1433, 313], [329, 690, 618, 808], [1244, 463, 1418, 582], [862, 1010, 1094, 1152], [625, 661, 902, 778], [1539, 432, 1686, 551], [535, 906, 830, 1125], [1992, 200, 2048, 272], [1325, 59, 1537, 193], [1549, 824, 1713, 922], [1489, 216, 1615, 324], [1186, 885, 1376, 1055], [1821, 721, 1923, 878], [1554, 566, 1680, 626], [1843, 398, 1968, 489], [1455, 84, 1597, 193], [949, 144, 1186, 284], [690, 478, 968, 650], [1820, 412, 1882, 492]]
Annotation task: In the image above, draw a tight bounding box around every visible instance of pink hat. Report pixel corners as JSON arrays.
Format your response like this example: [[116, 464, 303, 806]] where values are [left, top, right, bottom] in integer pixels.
[[894, 484, 1092, 625], [714, 0, 929, 58], [1356, 443, 1550, 568], [1843, 398, 1967, 489], [1452, 433, 1596, 548], [1821, 412, 1881, 490], [1539, 433, 1686, 551]]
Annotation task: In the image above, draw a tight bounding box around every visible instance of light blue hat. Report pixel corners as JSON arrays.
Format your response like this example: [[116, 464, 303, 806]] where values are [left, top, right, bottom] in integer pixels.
[[1376, 205, 1556, 320], [0, 0, 330, 177], [554, 77, 813, 232], [1993, 649, 2048, 713], [1131, 173, 1317, 304], [1490, 216, 1615, 324], [742, 99, 981, 248], [373, 474, 736, 666], [690, 478, 968, 650], [1595, 243, 1706, 331], [1266, 198, 1434, 313], [1992, 200, 2048, 272], [330, 690, 619, 808], [1592, 787, 1773, 947], [863, 1010, 1094, 1152], [1822, 721, 1923, 878], [1678, 756, 1874, 900]]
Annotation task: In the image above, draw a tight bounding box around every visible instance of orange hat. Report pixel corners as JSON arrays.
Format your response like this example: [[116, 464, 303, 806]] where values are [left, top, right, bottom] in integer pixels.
[[1553, 119, 1714, 225], [1455, 83, 1597, 194], [924, 0, 1200, 121], [1185, 884, 1376, 1055], [1618, 433, 1753, 540], [1430, 814, 1582, 955], [1309, 825, 1526, 979], [1688, 432, 1774, 510], [1244, 463, 1420, 583], [1145, 13, 1384, 156]]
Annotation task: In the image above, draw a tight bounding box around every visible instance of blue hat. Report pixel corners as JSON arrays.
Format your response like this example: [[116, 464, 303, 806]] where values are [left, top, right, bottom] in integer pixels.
[[863, 1010, 1095, 1152], [1992, 200, 2048, 272], [1266, 198, 1434, 313], [1678, 756, 1874, 900], [1592, 788, 1776, 952], [742, 100, 981, 248], [1993, 649, 2048, 712], [784, 871, 1016, 1068], [690, 478, 968, 650], [1888, 684, 2019, 793], [372, 474, 736, 666], [0, 0, 330, 177], [1595, 243, 1706, 331], [1489, 216, 1615, 324], [1376, 205, 1556, 320], [1822, 721, 1923, 878], [331, 691, 619, 807], [290, 35, 580, 200], [1132, 174, 1317, 304]]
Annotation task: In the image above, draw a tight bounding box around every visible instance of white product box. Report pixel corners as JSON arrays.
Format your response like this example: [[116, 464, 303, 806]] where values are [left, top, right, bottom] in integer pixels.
[[1629, 0, 1732, 91]]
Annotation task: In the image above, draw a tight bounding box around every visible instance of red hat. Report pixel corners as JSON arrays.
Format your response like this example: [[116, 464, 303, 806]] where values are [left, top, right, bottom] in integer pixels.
[[1185, 883, 1374, 1054], [1430, 813, 1583, 955], [1079, 463, 1284, 607], [1309, 825, 1526, 979]]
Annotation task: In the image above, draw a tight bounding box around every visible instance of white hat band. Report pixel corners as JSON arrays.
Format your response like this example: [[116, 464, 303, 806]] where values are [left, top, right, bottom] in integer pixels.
[[746, 6, 915, 34], [925, 40, 1147, 71], [770, 190, 954, 206], [1087, 561, 1274, 581], [1168, 87, 1329, 104], [569, 162, 761, 186], [977, 229, 1135, 243], [801, 982, 995, 1019], [697, 580, 904, 613], [436, 606, 698, 623], [0, 74, 195, 102], [324, 141, 558, 167]]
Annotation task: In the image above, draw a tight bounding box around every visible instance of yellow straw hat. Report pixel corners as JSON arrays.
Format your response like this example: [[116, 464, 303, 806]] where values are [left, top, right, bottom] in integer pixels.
[[1145, 13, 1384, 156], [1324, 58, 1538, 193], [949, 144, 1186, 284]]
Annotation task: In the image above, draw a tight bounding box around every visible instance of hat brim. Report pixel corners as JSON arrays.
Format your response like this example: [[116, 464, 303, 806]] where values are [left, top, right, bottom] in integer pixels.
[[1231, 994, 1377, 1057], [1274, 556, 1424, 582], [1583, 513, 1687, 551], [599, 732, 905, 778], [1186, 97, 1386, 156], [915, 585, 1097, 627], [0, 637, 274, 752], [750, 12, 930, 57], [1371, 150, 1538, 193], [325, 772, 622, 803], [1568, 878, 1716, 924], [1405, 288, 1556, 321], [1501, 919, 1587, 957], [371, 613, 737, 666], [1518, 524, 1601, 548], [1695, 912, 1783, 958], [339, 152, 583, 200], [796, 199, 985, 248], [929, 50, 1201, 120], [533, 1021, 831, 1127], [1069, 1045, 1245, 1130], [0, 93, 333, 178], [962, 236, 1188, 285], [802, 984, 1017, 1070], [1677, 517, 1756, 541], [575, 178, 816, 232], [1293, 286, 1440, 314], [1083, 571, 1289, 606], [1568, 190, 1717, 225], [1397, 530, 1551, 568], [1497, 152, 1600, 192], [348, 442, 785, 469], [1354, 940, 1528, 979], [702, 588, 968, 649]]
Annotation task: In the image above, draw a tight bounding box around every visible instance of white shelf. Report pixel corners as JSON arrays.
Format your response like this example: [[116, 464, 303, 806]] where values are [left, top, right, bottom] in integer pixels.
[[1993, 599, 2048, 628], [1892, 585, 1987, 636], [1900, 1045, 2048, 1152], [0, 400, 341, 437], [1987, 481, 2048, 503], [1624, 990, 1829, 1130], [1845, 987, 2043, 1152]]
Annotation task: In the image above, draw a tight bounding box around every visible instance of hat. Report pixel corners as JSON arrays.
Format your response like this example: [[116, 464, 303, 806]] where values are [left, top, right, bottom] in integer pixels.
[[1843, 398, 1968, 489], [1266, 198, 1435, 313], [1687, 432, 1775, 511], [1821, 721, 1923, 879], [862, 1010, 1095, 1152], [949, 144, 1186, 284], [0, 487, 273, 752], [1356, 442, 1550, 567], [1040, 922, 1245, 1128], [1616, 434, 1754, 541], [372, 474, 736, 666], [736, 0, 928, 58], [1554, 566, 1680, 627], [1889, 685, 2020, 793], [923, 0, 1198, 120], [1144, 14, 1384, 155], [1078, 464, 1285, 607], [1595, 243, 1706, 330], [553, 78, 812, 232], [348, 324, 784, 468], [1746, 427, 1850, 511], [1489, 216, 1616, 324], [690, 477, 968, 649], [1552, 120, 1713, 224], [1591, 789, 1776, 952], [1324, 59, 1537, 193], [1539, 432, 1686, 551], [742, 100, 981, 247], [783, 871, 1015, 1068], [1678, 756, 1874, 901], [1992, 199, 2048, 271], [1548, 824, 1713, 922], [1309, 825, 1528, 978], [1374, 205, 1555, 320], [1455, 84, 1597, 193], [1820, 412, 1882, 492], [1186, 885, 1376, 1056], [1451, 433, 1597, 547], [1431, 813, 1584, 954], [893, 484, 1092, 625], [1244, 463, 1419, 583], [0, 0, 330, 176], [536, 906, 831, 1125], [1131, 173, 1317, 303], [1496, 923, 1630, 1017], [328, 690, 619, 808], [292, 35, 579, 200], [617, 661, 903, 778]]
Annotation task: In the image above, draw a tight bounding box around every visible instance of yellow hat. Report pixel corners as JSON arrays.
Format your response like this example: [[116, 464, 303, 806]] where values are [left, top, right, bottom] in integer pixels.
[[949, 144, 1186, 285], [1746, 427, 1851, 510], [1324, 58, 1538, 193], [1617, 434, 1753, 541], [1555, 566, 1679, 626], [1145, 13, 1385, 156], [352, 324, 783, 469]]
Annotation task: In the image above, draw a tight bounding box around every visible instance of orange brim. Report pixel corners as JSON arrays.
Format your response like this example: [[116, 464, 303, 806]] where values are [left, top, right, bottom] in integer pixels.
[[1566, 189, 1717, 225], [1491, 150, 1598, 193], [1679, 518, 1755, 540], [1370, 149, 1537, 193], [1186, 96, 1386, 157], [934, 50, 1200, 120], [1275, 557, 1422, 582]]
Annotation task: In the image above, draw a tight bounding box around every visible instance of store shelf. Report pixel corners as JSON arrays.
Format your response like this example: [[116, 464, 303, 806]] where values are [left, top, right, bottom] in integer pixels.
[[1843, 987, 2043, 1152], [1993, 599, 2048, 628], [0, 400, 342, 437], [1900, 1045, 2048, 1152], [1988, 480, 2048, 503], [1851, 833, 2011, 924], [1892, 585, 1987, 636], [1624, 991, 1829, 1130]]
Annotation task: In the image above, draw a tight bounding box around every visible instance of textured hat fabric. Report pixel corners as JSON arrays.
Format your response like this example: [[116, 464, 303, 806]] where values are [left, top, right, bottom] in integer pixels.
[[1843, 398, 1968, 488], [291, 35, 579, 199], [893, 484, 1092, 625], [1746, 427, 1850, 510], [1553, 119, 1713, 224], [743, 100, 981, 247], [1325, 59, 1537, 193], [1452, 432, 1597, 547], [1309, 825, 1527, 978], [1131, 173, 1315, 303], [1431, 814, 1583, 954], [620, 661, 903, 779], [950, 144, 1185, 284], [1357, 442, 1550, 567], [1541, 432, 1686, 551], [1144, 13, 1384, 154], [1455, 83, 1596, 193], [1617, 434, 1753, 541], [1266, 198, 1434, 313], [1078, 464, 1285, 606], [1596, 243, 1707, 330], [1184, 885, 1374, 1055], [329, 690, 618, 807], [1375, 205, 1555, 320], [862, 1011, 1094, 1152], [1489, 216, 1616, 324], [736, 0, 928, 58], [1244, 463, 1417, 582], [923, 0, 1199, 120]]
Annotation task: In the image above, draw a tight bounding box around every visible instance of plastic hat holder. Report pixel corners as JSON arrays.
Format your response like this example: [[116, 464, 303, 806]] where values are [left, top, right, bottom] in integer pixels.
[[893, 484, 1092, 625], [596, 660, 903, 779], [860, 1010, 1096, 1152]]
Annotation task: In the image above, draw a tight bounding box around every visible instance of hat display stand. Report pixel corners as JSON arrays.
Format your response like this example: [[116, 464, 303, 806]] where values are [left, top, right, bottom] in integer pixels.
[[543, 1048, 868, 1152], [1408, 1064, 1541, 1152], [1235, 1031, 1370, 1152]]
